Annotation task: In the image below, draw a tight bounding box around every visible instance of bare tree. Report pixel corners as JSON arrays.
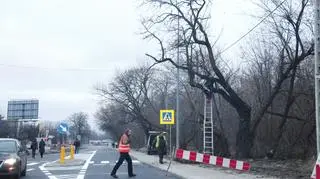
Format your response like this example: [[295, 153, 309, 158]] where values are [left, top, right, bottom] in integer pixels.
[[141, 0, 254, 158], [0, 120, 10, 138], [241, 0, 314, 157], [95, 104, 129, 140], [95, 104, 147, 148], [68, 112, 91, 142], [19, 125, 39, 141], [38, 121, 59, 140], [140, 0, 314, 158], [96, 66, 164, 137]]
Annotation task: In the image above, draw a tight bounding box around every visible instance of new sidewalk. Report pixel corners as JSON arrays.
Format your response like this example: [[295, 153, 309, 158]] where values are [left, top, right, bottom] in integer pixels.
[[130, 150, 274, 179]]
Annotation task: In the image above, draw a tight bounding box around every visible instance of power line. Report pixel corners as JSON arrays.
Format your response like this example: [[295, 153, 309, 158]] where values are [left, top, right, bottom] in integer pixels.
[[0, 1, 287, 71], [218, 0, 288, 56], [0, 63, 110, 72]]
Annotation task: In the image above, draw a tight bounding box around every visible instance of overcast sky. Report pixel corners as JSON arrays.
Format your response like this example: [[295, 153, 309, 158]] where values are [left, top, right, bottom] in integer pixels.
[[0, 0, 258, 131]]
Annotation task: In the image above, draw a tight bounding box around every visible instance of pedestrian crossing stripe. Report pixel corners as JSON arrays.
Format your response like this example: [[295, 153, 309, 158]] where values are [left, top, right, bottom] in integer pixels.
[[160, 110, 175, 125], [54, 174, 78, 179], [89, 160, 141, 164], [27, 162, 39, 166]]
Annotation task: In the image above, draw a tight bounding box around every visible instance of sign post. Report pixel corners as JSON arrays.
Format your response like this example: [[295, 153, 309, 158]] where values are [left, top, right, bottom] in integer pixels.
[[169, 125, 172, 155], [160, 110, 175, 156]]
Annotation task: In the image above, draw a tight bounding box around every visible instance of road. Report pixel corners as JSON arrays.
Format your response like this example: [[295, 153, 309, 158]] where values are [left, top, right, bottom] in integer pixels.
[[24, 151, 60, 179], [21, 145, 181, 179]]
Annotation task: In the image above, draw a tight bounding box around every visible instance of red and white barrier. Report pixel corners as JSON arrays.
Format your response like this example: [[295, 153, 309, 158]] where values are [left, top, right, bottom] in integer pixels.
[[311, 159, 320, 179], [175, 149, 251, 171]]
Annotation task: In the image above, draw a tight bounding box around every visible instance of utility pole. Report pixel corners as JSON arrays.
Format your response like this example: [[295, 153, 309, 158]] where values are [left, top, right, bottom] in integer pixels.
[[164, 81, 172, 155], [176, 5, 180, 149], [315, 0, 320, 155]]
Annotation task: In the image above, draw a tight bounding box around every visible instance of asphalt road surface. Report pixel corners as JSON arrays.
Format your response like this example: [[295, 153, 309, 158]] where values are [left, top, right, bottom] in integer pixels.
[[19, 145, 182, 179], [84, 147, 180, 179], [23, 151, 60, 179]]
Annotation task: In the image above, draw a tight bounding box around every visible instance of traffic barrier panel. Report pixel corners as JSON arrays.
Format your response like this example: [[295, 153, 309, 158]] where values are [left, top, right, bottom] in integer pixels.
[[311, 155, 320, 179], [311, 164, 320, 179], [311, 164, 319, 179], [175, 149, 251, 171]]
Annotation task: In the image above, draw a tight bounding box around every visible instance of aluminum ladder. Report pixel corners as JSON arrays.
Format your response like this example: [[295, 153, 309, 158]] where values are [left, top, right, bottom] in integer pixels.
[[203, 94, 214, 155]]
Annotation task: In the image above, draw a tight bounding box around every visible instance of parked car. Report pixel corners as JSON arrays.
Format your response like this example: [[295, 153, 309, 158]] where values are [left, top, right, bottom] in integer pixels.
[[0, 138, 28, 179]]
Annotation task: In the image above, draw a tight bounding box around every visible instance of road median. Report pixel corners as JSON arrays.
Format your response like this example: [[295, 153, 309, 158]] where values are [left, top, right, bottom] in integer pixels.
[[43, 152, 93, 168], [44, 158, 86, 167]]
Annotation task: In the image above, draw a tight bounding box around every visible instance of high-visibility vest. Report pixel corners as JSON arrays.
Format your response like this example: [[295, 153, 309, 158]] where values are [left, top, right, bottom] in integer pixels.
[[118, 134, 130, 153], [156, 135, 166, 148]]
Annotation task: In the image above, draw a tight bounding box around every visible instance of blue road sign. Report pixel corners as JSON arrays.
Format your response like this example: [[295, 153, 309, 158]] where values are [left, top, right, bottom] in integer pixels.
[[57, 122, 69, 134]]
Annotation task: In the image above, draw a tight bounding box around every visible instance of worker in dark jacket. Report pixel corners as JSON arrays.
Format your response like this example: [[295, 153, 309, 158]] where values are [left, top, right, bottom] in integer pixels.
[[39, 139, 46, 158], [153, 132, 167, 164], [30, 139, 38, 159]]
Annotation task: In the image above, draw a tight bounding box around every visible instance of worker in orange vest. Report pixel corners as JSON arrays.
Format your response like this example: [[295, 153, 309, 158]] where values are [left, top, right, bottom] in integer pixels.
[[111, 129, 136, 178]]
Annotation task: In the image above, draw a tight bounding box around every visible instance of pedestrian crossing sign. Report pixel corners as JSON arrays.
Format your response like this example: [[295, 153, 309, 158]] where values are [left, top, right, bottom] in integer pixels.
[[160, 110, 175, 125]]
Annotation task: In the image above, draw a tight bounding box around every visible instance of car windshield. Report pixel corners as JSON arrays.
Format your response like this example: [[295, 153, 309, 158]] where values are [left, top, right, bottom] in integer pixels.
[[0, 140, 16, 153]]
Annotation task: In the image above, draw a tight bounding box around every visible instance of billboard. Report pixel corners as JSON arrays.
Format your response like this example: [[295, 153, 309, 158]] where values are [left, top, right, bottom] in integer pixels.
[[7, 100, 39, 120]]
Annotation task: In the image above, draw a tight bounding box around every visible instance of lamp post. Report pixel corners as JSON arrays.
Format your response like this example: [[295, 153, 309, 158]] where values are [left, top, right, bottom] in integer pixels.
[[176, 2, 180, 150]]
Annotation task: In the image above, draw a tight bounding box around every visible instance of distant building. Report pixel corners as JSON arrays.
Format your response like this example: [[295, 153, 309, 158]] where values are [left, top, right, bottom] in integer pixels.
[[7, 100, 39, 120]]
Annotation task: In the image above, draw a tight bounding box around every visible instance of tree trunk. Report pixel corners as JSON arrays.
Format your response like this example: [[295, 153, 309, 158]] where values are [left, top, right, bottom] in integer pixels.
[[215, 134, 230, 157], [236, 107, 253, 159]]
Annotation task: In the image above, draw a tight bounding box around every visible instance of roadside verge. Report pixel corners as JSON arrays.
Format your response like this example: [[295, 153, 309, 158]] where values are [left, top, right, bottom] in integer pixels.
[[130, 150, 273, 179]]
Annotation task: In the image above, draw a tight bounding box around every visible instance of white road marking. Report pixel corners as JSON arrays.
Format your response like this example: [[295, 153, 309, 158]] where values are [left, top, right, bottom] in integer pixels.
[[27, 162, 39, 166], [84, 172, 129, 176], [101, 161, 109, 164], [76, 150, 97, 179], [39, 162, 58, 179], [27, 168, 34, 172], [132, 160, 140, 164], [54, 174, 78, 179], [89, 161, 94, 164], [44, 166, 83, 170], [114, 160, 140, 164]]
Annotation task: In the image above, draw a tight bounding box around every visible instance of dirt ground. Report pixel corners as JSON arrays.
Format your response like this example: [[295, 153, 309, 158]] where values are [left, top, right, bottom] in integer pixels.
[[137, 147, 315, 178], [248, 158, 315, 179], [194, 158, 316, 179]]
